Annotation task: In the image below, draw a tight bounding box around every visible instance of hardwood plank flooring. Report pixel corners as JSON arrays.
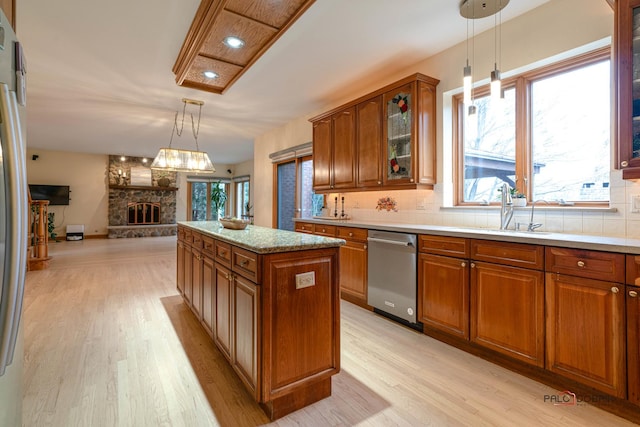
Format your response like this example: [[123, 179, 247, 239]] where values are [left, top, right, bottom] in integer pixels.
[[22, 237, 636, 426]]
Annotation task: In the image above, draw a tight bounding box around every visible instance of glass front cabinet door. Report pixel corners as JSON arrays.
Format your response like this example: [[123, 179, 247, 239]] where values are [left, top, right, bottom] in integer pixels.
[[617, 0, 640, 178], [383, 83, 416, 185]]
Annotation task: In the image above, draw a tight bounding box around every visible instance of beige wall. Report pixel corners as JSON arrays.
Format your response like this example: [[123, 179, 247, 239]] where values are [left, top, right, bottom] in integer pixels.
[[26, 149, 109, 236], [252, 0, 640, 238]]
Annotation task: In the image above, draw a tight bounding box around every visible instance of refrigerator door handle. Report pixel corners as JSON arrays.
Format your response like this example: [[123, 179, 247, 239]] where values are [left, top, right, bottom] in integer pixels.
[[0, 83, 27, 376]]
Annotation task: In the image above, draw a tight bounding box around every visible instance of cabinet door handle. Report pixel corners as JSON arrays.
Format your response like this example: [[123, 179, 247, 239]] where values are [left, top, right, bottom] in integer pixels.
[[611, 286, 619, 294], [377, 181, 381, 185], [322, 228, 326, 233], [348, 232, 353, 237], [240, 259, 249, 267], [220, 250, 227, 256], [461, 262, 466, 267], [577, 260, 585, 268], [630, 290, 638, 298], [621, 161, 629, 168], [470, 262, 476, 268], [364, 244, 367, 250]]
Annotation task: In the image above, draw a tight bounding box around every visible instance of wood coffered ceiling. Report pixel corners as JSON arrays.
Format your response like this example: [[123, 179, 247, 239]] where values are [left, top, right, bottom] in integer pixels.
[[173, 0, 316, 94]]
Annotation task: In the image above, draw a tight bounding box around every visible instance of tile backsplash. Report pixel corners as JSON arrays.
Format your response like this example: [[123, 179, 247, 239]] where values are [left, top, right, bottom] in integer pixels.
[[324, 170, 640, 239]]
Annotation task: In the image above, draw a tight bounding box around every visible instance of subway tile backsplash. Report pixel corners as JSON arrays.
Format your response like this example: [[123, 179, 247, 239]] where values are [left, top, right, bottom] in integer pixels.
[[327, 171, 640, 238]]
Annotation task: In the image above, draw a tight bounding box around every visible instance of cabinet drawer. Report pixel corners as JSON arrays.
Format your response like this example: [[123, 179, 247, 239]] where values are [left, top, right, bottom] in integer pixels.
[[314, 224, 336, 237], [177, 226, 186, 242], [546, 247, 625, 283], [232, 246, 260, 282], [471, 239, 544, 270], [202, 236, 215, 256], [215, 241, 232, 267], [184, 228, 193, 244], [191, 232, 203, 250], [336, 226, 367, 242], [295, 222, 314, 234], [627, 254, 640, 286], [419, 235, 469, 258]]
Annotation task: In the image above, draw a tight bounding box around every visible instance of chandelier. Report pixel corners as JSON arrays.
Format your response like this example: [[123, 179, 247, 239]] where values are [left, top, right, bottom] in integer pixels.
[[151, 98, 215, 173]]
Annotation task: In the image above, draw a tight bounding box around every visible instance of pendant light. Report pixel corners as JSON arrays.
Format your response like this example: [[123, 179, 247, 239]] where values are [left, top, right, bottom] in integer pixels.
[[462, 0, 472, 106], [490, 1, 503, 102], [460, 0, 510, 102], [151, 98, 215, 173]]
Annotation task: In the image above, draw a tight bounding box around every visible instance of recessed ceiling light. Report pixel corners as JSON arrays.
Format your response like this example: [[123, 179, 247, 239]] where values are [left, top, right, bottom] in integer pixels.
[[223, 36, 245, 49], [203, 70, 218, 79], [142, 158, 147, 163]]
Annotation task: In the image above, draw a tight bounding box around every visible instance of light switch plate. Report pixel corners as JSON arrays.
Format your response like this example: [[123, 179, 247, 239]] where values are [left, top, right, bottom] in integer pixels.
[[295, 271, 315, 289]]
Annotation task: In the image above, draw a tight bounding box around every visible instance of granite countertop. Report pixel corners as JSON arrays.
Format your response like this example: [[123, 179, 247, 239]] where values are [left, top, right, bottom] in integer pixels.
[[179, 221, 345, 254], [294, 218, 640, 255]]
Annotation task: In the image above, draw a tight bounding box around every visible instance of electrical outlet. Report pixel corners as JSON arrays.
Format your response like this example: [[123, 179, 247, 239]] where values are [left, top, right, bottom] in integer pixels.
[[295, 271, 315, 289], [632, 195, 640, 213]]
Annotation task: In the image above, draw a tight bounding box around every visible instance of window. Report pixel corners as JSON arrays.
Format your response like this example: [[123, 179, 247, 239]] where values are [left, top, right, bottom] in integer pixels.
[[274, 156, 320, 231], [187, 179, 230, 220], [455, 48, 610, 205], [234, 177, 251, 219]]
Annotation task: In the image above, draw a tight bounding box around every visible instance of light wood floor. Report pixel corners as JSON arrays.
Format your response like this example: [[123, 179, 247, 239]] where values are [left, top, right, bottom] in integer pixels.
[[22, 237, 636, 426]]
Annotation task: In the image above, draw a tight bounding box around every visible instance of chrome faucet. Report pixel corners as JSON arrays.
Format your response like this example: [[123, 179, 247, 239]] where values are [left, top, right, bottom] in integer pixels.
[[527, 199, 549, 232], [500, 182, 514, 230]]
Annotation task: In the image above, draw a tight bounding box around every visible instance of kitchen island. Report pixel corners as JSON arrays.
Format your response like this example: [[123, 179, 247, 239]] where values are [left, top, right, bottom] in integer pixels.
[[176, 221, 344, 420]]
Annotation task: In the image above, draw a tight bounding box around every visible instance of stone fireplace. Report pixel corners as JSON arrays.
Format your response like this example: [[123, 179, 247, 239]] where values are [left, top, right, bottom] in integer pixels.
[[107, 155, 178, 238]]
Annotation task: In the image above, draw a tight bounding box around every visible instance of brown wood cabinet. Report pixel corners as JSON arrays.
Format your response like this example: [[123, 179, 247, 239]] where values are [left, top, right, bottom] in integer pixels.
[[183, 244, 193, 306], [337, 226, 368, 307], [233, 274, 260, 397], [214, 263, 233, 362], [0, 0, 15, 30], [312, 108, 356, 191], [191, 245, 203, 319], [178, 224, 341, 420], [627, 254, 640, 405], [356, 96, 383, 188], [545, 247, 626, 398], [177, 240, 185, 296], [418, 235, 470, 339], [201, 254, 215, 337], [310, 73, 439, 192], [615, 0, 640, 179], [628, 284, 640, 405], [470, 240, 545, 367]]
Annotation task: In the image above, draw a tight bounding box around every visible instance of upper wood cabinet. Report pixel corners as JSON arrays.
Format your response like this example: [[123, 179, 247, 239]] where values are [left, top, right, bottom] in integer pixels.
[[312, 108, 356, 191], [356, 97, 383, 187], [616, 0, 640, 178], [310, 73, 439, 192]]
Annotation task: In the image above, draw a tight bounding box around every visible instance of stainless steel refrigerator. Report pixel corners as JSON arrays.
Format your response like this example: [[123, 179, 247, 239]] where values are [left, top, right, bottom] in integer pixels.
[[0, 9, 28, 427]]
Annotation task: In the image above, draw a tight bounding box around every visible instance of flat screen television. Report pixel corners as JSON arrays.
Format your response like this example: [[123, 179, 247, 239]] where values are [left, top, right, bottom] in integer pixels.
[[28, 184, 70, 206]]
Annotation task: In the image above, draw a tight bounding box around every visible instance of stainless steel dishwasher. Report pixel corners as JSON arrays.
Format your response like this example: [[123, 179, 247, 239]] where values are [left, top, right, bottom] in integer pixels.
[[367, 230, 420, 329]]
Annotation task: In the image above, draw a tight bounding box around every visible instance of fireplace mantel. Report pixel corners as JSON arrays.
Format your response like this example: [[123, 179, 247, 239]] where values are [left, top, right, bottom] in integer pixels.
[[109, 185, 178, 191]]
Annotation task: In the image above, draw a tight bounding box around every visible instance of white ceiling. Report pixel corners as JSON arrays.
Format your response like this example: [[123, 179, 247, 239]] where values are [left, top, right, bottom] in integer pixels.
[[17, 0, 550, 165]]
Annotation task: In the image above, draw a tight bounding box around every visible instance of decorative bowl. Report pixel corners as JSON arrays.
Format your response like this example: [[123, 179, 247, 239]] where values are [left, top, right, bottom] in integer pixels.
[[219, 217, 249, 230]]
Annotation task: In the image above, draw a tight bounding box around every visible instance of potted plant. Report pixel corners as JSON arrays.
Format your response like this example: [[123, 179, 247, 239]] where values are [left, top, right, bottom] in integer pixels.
[[210, 181, 227, 220], [512, 190, 527, 207]]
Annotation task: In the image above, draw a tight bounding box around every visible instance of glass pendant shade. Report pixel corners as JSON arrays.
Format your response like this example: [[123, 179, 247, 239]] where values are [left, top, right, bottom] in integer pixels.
[[463, 64, 472, 105], [151, 98, 215, 173], [490, 66, 501, 101], [151, 148, 215, 173]]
